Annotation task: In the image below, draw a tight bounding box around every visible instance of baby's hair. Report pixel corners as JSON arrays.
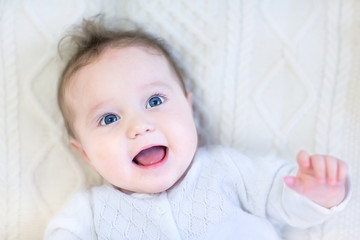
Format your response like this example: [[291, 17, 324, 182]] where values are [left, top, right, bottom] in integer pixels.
[[58, 15, 187, 138]]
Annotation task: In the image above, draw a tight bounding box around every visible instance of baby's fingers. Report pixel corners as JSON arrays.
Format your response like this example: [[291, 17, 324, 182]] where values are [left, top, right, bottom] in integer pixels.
[[310, 155, 326, 183], [311, 155, 348, 185], [296, 150, 311, 171], [325, 156, 338, 185], [337, 160, 348, 182]]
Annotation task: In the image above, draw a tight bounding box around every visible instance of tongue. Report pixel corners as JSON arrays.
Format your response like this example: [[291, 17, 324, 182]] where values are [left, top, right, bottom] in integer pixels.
[[134, 146, 166, 166]]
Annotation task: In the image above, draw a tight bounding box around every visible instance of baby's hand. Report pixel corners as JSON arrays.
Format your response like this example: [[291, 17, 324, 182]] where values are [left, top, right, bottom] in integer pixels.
[[284, 151, 348, 209]]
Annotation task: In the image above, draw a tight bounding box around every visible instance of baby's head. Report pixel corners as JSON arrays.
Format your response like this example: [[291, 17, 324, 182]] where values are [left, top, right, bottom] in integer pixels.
[[58, 16, 198, 194]]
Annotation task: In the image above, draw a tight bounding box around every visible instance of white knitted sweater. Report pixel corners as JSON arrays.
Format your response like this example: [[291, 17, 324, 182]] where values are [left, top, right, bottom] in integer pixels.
[[44, 146, 348, 240]]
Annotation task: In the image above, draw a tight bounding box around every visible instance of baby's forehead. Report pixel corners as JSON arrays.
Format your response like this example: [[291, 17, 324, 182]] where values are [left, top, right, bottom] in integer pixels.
[[68, 45, 183, 90], [87, 45, 184, 87], [84, 46, 171, 77], [102, 45, 166, 61], [90, 46, 175, 78]]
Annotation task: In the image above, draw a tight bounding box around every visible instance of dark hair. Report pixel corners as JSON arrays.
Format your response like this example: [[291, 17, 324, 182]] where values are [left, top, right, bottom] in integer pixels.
[[58, 15, 187, 138]]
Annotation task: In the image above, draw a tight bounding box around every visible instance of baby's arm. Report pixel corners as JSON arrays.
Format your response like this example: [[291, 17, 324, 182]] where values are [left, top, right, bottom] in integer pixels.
[[283, 151, 349, 209]]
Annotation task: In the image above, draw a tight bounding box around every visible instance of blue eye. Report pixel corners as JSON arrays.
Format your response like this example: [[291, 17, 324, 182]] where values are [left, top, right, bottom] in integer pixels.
[[146, 96, 164, 109], [100, 114, 119, 126]]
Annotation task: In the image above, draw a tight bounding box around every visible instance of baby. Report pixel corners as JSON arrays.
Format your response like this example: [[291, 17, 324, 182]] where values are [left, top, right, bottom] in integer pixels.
[[45, 16, 351, 240]]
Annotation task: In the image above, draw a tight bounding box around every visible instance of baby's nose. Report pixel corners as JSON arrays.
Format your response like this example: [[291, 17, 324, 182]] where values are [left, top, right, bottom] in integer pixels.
[[126, 115, 155, 139]]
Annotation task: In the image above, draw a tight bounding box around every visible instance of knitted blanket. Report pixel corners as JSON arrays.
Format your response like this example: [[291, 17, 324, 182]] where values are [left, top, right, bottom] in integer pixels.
[[1, 1, 359, 239]]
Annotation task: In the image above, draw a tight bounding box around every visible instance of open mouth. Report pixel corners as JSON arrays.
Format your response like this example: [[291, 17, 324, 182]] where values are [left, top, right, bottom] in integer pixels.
[[132, 145, 167, 167]]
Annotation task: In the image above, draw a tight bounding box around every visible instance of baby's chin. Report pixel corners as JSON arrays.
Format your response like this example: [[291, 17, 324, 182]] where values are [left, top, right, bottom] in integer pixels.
[[110, 176, 179, 194], [114, 184, 173, 195]]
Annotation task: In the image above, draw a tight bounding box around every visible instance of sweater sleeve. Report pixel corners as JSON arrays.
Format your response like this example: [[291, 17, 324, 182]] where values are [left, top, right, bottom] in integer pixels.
[[218, 147, 351, 229], [43, 189, 96, 240]]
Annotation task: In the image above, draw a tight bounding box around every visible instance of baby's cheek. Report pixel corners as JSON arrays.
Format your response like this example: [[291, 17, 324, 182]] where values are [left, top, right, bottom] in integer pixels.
[[171, 115, 197, 154], [89, 144, 118, 166], [93, 155, 125, 181]]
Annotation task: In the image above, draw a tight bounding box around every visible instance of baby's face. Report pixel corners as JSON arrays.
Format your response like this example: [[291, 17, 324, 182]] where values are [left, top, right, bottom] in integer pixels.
[[68, 46, 198, 193]]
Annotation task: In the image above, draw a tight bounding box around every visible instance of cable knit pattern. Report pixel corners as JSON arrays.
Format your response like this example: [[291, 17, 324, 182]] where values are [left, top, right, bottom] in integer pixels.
[[219, 1, 241, 144], [1, 1, 20, 240], [1, 1, 360, 239], [0, 2, 8, 238], [319, 1, 353, 239], [0, 1, 7, 239], [233, 0, 256, 148]]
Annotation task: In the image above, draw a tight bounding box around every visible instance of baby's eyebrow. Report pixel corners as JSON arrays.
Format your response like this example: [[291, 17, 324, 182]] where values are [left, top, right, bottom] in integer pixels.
[[141, 81, 173, 90], [87, 101, 110, 121]]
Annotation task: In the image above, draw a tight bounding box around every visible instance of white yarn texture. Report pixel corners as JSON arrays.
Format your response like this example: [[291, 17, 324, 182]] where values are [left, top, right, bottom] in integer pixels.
[[0, 0, 359, 239]]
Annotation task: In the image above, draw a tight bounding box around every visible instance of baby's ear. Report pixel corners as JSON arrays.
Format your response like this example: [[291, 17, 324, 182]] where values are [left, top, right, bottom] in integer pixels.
[[70, 138, 91, 165]]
